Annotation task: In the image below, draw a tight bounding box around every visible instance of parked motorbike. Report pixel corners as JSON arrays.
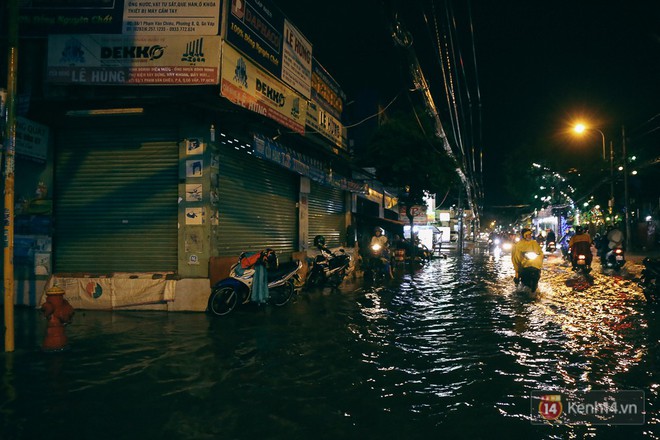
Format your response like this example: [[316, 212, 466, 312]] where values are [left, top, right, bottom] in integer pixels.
[[306, 236, 351, 290], [639, 257, 660, 303], [207, 250, 302, 316], [516, 251, 541, 292], [602, 246, 626, 271]]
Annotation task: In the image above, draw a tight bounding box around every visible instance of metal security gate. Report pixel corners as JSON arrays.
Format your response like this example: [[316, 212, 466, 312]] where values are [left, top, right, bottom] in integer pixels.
[[216, 146, 298, 257], [54, 124, 179, 273], [308, 181, 346, 248]]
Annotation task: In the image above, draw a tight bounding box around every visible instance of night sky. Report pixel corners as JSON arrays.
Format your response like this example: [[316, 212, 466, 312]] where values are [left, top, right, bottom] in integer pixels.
[[275, 1, 660, 210]]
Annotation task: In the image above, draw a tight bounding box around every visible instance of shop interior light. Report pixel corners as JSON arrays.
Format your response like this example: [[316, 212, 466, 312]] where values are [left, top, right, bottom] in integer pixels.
[[66, 108, 144, 116]]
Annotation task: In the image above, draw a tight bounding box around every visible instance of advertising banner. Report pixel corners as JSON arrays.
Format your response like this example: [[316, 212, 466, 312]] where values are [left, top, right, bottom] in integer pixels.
[[226, 0, 312, 99], [122, 0, 222, 35], [306, 101, 345, 150], [19, 0, 125, 35], [311, 60, 345, 120], [19, 0, 222, 36], [305, 59, 346, 149], [16, 117, 49, 162], [282, 19, 312, 98], [47, 34, 221, 85], [221, 43, 306, 134]]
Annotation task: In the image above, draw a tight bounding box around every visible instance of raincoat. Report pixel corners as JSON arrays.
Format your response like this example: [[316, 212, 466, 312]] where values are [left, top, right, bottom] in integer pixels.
[[511, 238, 543, 277]]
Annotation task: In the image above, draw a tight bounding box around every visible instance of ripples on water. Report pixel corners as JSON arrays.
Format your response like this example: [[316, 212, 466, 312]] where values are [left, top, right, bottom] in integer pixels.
[[1, 250, 658, 439]]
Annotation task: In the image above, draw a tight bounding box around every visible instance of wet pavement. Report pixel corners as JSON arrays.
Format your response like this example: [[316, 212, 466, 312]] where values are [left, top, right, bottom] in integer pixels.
[[1, 249, 658, 440]]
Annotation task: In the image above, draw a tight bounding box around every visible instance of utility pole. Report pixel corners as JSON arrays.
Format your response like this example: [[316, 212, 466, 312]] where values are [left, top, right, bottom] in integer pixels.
[[4, 0, 19, 352], [609, 140, 614, 214], [622, 126, 631, 252]]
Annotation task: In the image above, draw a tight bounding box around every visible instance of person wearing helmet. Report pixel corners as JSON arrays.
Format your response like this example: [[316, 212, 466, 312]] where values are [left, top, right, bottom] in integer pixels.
[[369, 227, 393, 278], [370, 227, 388, 249], [313, 235, 331, 253], [568, 225, 593, 267], [511, 228, 543, 285]]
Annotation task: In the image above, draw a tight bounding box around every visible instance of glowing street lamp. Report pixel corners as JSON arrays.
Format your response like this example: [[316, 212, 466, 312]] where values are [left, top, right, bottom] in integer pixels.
[[573, 122, 614, 212], [573, 123, 606, 160]]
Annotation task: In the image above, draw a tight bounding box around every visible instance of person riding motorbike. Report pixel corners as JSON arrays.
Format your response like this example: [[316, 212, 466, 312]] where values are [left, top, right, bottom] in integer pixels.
[[545, 228, 556, 251], [369, 227, 393, 278], [568, 225, 593, 268], [511, 228, 543, 285]]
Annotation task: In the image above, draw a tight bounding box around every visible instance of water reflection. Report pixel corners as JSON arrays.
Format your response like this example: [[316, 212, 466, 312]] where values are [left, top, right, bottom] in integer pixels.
[[0, 250, 658, 439]]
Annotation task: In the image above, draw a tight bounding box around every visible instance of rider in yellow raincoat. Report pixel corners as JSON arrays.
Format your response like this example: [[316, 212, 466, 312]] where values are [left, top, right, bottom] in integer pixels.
[[511, 228, 543, 284]]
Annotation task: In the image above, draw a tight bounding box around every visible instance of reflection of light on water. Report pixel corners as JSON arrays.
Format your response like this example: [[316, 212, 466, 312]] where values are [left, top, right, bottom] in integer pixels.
[[510, 256, 649, 389]]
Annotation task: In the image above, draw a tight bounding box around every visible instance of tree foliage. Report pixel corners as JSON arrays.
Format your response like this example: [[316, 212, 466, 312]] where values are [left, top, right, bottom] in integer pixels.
[[359, 109, 458, 208]]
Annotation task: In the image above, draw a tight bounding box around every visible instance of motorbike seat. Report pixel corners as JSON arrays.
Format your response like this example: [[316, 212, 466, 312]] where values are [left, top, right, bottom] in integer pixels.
[[267, 260, 299, 283]]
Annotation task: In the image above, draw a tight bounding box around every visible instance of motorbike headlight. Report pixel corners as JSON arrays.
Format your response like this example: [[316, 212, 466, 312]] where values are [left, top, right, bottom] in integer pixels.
[[578, 254, 586, 260], [371, 244, 381, 251], [494, 238, 501, 245], [502, 242, 512, 251], [615, 249, 622, 254], [524, 251, 539, 260]]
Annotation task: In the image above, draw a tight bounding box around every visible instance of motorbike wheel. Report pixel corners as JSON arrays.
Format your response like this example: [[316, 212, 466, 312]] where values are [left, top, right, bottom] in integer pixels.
[[304, 270, 324, 291], [270, 280, 295, 307], [207, 286, 238, 316], [328, 270, 345, 289]]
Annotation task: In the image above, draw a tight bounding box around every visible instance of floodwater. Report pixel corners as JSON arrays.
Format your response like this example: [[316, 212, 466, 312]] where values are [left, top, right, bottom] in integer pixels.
[[1, 250, 658, 440]]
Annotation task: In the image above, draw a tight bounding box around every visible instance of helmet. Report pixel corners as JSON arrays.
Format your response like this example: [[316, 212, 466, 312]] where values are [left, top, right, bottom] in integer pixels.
[[374, 227, 383, 234], [313, 235, 326, 247], [521, 228, 532, 238], [575, 225, 584, 234]]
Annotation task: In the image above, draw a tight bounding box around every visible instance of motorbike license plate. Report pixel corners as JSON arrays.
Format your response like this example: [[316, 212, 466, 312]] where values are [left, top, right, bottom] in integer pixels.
[[577, 260, 585, 265], [616, 255, 623, 261]]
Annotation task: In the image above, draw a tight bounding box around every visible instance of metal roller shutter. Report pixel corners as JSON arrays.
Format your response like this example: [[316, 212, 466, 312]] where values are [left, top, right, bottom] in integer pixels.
[[216, 146, 298, 257], [308, 181, 346, 248], [54, 124, 179, 273]]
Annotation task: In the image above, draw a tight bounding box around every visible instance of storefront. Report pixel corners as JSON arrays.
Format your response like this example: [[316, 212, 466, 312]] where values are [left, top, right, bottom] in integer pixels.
[[54, 119, 179, 273], [308, 180, 346, 248]]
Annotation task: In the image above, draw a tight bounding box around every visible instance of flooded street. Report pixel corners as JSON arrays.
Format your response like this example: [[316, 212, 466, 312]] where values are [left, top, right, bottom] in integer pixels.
[[1, 250, 658, 439]]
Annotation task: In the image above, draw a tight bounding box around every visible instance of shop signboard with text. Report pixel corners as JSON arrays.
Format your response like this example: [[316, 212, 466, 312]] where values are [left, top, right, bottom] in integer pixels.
[[19, 0, 223, 36], [225, 0, 312, 99], [47, 34, 221, 85], [220, 43, 306, 134]]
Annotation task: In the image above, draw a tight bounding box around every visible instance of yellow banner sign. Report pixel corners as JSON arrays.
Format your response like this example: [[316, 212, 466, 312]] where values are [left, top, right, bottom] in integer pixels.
[[221, 43, 307, 134]]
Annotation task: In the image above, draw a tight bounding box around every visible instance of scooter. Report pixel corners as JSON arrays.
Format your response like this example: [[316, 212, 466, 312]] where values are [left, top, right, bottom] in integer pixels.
[[363, 242, 391, 282], [602, 246, 626, 271], [572, 251, 592, 275], [207, 250, 302, 316], [638, 257, 660, 303], [516, 251, 541, 292], [570, 242, 593, 276], [306, 247, 351, 290]]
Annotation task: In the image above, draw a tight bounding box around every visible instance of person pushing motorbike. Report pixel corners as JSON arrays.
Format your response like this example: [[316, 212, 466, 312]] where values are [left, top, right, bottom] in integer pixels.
[[511, 228, 543, 286]]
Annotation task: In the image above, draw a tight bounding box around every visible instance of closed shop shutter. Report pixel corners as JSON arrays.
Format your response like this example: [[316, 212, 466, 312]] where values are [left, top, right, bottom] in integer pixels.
[[216, 146, 298, 257], [308, 181, 346, 248], [54, 124, 178, 273]]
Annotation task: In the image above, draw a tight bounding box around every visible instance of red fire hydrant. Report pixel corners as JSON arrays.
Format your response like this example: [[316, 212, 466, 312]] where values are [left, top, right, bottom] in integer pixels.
[[41, 285, 75, 352]]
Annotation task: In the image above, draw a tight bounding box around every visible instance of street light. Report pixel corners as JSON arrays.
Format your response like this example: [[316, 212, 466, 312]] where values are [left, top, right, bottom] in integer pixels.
[[573, 123, 606, 160], [573, 123, 614, 212]]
